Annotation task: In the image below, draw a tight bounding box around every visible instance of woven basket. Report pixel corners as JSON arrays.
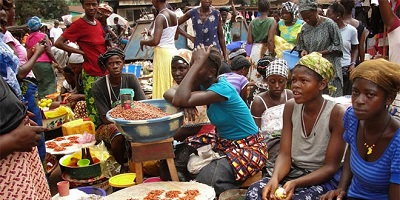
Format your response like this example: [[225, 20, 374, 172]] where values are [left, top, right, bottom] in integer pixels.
[[212, 0, 230, 6]]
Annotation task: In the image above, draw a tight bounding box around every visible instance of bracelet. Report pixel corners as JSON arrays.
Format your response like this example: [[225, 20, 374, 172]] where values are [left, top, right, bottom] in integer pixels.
[[350, 62, 356, 65]]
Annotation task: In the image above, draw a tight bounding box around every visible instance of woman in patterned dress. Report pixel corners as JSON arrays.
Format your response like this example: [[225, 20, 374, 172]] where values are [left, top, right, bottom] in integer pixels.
[[297, 0, 343, 97], [178, 0, 227, 60]]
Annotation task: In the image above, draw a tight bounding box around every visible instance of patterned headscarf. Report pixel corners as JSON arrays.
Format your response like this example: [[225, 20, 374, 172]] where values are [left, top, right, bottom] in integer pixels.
[[98, 47, 125, 73], [98, 3, 113, 17], [228, 48, 247, 60], [266, 59, 289, 79], [172, 49, 192, 65], [350, 59, 400, 96], [257, 56, 276, 78], [298, 0, 318, 12], [297, 52, 334, 82], [27, 16, 41, 32], [282, 2, 299, 17]]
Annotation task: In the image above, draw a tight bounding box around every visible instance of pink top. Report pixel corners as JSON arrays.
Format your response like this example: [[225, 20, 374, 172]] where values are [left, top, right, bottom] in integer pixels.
[[3, 31, 34, 78], [25, 32, 52, 63]]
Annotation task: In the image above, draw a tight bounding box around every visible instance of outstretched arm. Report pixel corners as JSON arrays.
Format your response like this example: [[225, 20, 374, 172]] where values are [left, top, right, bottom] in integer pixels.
[[378, 0, 398, 28]]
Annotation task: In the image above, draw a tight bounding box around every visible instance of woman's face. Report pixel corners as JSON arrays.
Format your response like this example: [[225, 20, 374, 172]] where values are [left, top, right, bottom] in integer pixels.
[[0, 10, 7, 34], [300, 10, 319, 26], [106, 55, 124, 78], [200, 0, 212, 8], [267, 75, 287, 97], [171, 60, 190, 85], [291, 66, 324, 104], [351, 78, 388, 120], [281, 8, 294, 23], [326, 8, 339, 23], [82, 0, 98, 18]]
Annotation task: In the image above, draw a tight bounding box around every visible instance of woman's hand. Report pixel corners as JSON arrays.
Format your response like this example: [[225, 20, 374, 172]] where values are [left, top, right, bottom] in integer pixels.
[[183, 107, 198, 123], [11, 116, 45, 152], [319, 189, 347, 200], [282, 180, 297, 200], [191, 44, 212, 67], [140, 40, 145, 51], [262, 178, 280, 200], [301, 50, 308, 57]]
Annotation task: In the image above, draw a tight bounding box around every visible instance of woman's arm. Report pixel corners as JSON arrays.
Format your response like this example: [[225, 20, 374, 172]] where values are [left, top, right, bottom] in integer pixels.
[[267, 19, 277, 56], [287, 104, 346, 189], [44, 35, 58, 64], [0, 117, 44, 159], [250, 94, 267, 129], [349, 44, 359, 71], [55, 36, 84, 55], [358, 28, 368, 62], [378, 0, 398, 28], [320, 147, 353, 200], [247, 22, 254, 44], [172, 45, 226, 107], [218, 14, 228, 60], [17, 43, 46, 81], [140, 14, 164, 50]]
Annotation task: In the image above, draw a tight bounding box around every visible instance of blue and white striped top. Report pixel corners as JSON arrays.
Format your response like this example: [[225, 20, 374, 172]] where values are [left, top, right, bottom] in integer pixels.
[[343, 107, 400, 199]]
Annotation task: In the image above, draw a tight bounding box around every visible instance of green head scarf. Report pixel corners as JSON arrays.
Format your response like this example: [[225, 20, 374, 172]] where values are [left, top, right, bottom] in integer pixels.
[[297, 52, 334, 82]]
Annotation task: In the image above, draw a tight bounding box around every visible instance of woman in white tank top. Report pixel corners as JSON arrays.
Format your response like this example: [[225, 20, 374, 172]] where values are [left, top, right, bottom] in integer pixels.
[[140, 0, 178, 99]]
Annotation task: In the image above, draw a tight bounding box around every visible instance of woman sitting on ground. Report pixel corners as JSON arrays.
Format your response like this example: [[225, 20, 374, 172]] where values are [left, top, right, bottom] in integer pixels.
[[91, 48, 146, 166], [251, 59, 293, 139], [164, 45, 267, 195], [246, 52, 346, 200], [321, 59, 400, 200]]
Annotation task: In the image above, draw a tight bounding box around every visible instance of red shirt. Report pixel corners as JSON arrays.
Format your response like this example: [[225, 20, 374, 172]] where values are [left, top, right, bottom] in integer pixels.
[[62, 18, 107, 76]]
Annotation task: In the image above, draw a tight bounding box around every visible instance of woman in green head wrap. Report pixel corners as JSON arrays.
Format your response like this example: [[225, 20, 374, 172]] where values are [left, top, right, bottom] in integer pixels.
[[297, 0, 343, 97], [246, 52, 346, 199], [321, 59, 400, 200]]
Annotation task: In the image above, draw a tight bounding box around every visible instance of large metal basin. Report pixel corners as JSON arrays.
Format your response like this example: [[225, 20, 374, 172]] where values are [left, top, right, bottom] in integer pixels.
[[106, 99, 184, 142]]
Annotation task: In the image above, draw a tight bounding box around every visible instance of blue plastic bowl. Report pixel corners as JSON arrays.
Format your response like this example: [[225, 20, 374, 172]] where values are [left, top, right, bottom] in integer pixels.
[[106, 99, 184, 142], [282, 50, 300, 70], [76, 186, 107, 196]]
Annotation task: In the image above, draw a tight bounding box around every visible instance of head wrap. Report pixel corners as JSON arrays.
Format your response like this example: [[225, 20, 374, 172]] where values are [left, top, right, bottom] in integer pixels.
[[228, 48, 247, 60], [298, 0, 318, 12], [219, 7, 230, 13], [350, 59, 400, 96], [266, 59, 289, 79], [98, 47, 125, 73], [172, 49, 192, 65], [27, 16, 41, 31], [297, 52, 334, 82], [257, 56, 276, 78], [98, 3, 113, 17], [231, 55, 251, 71], [282, 1, 299, 17]]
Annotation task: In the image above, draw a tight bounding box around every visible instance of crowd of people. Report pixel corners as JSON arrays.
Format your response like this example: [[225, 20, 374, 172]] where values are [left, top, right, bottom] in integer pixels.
[[1, 0, 400, 199]]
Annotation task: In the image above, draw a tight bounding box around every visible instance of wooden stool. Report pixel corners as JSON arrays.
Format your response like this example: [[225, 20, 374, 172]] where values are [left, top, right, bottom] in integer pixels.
[[130, 137, 179, 184]]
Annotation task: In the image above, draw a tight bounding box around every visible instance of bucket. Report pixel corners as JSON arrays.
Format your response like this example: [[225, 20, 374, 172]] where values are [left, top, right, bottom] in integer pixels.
[[125, 64, 141, 78], [282, 50, 300, 70]]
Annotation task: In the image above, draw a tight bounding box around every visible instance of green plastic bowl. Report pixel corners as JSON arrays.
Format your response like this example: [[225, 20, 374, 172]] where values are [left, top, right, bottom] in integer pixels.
[[59, 155, 101, 180]]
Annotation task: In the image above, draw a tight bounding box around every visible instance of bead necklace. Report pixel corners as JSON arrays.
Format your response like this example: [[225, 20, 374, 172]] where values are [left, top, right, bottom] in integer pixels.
[[301, 99, 326, 137], [362, 117, 391, 155]]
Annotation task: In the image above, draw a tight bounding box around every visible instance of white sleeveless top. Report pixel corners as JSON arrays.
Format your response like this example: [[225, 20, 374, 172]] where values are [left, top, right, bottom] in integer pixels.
[[151, 13, 178, 48], [256, 89, 288, 138]]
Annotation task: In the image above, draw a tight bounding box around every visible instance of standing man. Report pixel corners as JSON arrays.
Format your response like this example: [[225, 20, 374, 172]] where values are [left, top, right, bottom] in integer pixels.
[[49, 20, 63, 44], [55, 0, 107, 126], [50, 20, 68, 72]]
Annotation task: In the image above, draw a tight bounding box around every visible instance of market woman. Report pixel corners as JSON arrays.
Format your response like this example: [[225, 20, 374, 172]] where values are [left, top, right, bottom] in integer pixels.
[[246, 52, 346, 200], [140, 0, 178, 99], [297, 0, 343, 97], [164, 45, 267, 195], [321, 59, 400, 200], [92, 48, 146, 166], [277, 1, 304, 45]]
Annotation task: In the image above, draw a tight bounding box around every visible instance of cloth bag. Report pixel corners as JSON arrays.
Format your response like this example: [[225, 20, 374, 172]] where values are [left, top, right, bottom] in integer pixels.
[[187, 144, 224, 174]]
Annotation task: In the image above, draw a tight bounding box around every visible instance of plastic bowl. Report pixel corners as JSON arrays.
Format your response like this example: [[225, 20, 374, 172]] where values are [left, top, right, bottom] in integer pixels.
[[106, 99, 184, 142], [59, 155, 101, 180], [42, 113, 67, 130], [143, 177, 162, 183], [75, 186, 107, 196]]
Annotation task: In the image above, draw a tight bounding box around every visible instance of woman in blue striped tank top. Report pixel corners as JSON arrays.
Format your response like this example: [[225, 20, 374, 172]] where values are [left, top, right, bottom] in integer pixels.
[[321, 59, 400, 200]]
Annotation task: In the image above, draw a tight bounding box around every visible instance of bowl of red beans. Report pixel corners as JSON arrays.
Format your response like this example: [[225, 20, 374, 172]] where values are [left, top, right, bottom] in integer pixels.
[[106, 99, 184, 142]]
